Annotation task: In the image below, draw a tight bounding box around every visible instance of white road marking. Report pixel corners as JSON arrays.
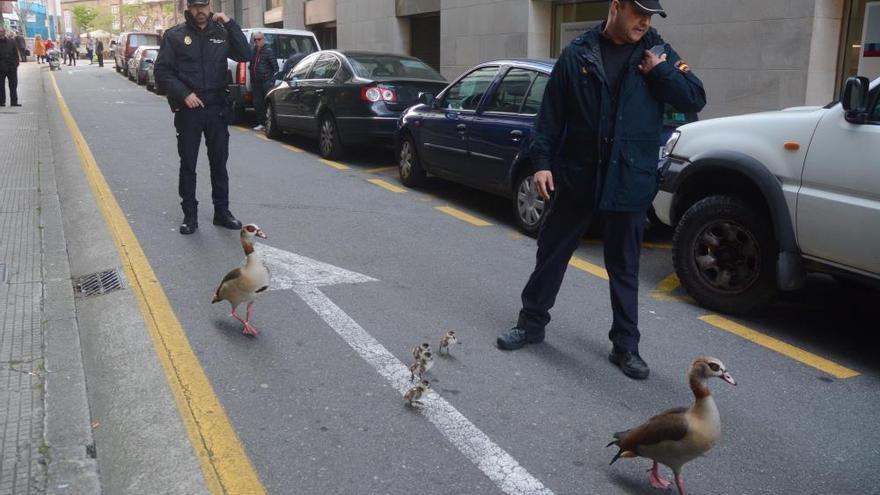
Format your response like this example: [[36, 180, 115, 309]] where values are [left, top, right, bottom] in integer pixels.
[[260, 244, 554, 495]]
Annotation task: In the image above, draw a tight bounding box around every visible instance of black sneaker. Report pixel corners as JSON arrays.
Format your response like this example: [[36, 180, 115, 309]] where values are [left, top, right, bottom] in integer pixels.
[[496, 327, 545, 351], [213, 210, 242, 230], [608, 349, 650, 380]]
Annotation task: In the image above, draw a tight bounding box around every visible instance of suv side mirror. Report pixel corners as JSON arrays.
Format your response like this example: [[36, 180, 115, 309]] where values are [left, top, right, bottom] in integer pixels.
[[842, 76, 870, 123], [418, 92, 435, 107]]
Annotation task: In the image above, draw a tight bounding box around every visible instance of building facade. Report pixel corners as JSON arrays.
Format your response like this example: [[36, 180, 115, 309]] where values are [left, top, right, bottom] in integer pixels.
[[215, 0, 877, 118]]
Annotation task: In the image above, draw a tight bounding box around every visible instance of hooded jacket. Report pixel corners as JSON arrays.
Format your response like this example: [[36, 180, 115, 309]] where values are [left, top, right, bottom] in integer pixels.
[[531, 23, 706, 211], [154, 11, 251, 108]]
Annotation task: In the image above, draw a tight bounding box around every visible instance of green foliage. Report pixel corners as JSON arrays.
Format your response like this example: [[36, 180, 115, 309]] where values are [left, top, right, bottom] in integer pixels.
[[72, 5, 99, 32]]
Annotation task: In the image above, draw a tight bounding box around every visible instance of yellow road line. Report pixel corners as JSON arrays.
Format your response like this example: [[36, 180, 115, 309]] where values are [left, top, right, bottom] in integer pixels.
[[367, 178, 407, 193], [699, 314, 860, 379], [568, 255, 609, 280], [281, 144, 303, 153], [232, 126, 248, 132], [435, 206, 492, 226], [319, 158, 350, 170], [50, 73, 266, 494], [651, 273, 689, 302], [254, 134, 269, 141], [583, 239, 672, 250], [365, 166, 396, 174]]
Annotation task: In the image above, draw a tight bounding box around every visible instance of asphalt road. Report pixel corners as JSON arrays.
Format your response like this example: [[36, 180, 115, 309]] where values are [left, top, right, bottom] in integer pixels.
[[52, 64, 880, 495]]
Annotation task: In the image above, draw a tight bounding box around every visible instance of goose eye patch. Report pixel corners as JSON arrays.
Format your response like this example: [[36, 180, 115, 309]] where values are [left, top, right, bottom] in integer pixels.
[[708, 363, 720, 372]]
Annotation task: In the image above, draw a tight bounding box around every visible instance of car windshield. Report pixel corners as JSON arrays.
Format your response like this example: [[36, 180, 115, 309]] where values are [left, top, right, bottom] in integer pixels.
[[347, 54, 444, 80], [262, 34, 319, 60], [129, 34, 159, 47]]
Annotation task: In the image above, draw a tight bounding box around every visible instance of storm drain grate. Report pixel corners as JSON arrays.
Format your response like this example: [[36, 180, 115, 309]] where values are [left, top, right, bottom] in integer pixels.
[[73, 269, 126, 297]]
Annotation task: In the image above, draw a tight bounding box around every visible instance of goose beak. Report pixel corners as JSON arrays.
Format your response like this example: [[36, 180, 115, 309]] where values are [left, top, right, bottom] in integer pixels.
[[256, 230, 267, 239], [721, 371, 736, 386]]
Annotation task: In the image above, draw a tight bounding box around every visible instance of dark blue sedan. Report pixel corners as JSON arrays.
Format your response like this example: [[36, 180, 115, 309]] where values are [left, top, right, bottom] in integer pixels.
[[396, 59, 555, 236], [395, 59, 697, 236]]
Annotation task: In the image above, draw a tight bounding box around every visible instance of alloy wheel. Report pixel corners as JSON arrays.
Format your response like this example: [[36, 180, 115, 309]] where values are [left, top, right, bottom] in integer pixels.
[[692, 219, 761, 293], [516, 175, 545, 228], [399, 140, 413, 180], [320, 119, 335, 157]]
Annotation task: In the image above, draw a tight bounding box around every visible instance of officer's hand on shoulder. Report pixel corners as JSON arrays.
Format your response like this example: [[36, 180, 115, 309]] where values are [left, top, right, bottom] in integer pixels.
[[638, 51, 667, 75], [212, 12, 230, 24]]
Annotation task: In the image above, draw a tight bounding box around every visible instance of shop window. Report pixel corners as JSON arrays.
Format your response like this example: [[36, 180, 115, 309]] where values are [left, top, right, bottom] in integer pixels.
[[551, 1, 609, 57], [838, 0, 880, 94]]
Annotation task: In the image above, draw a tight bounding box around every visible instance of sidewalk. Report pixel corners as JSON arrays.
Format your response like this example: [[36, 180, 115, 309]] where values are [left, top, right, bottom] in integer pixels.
[[1, 62, 99, 494]]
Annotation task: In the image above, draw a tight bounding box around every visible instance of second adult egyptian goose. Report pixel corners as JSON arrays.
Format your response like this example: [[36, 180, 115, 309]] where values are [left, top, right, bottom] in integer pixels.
[[607, 357, 736, 495], [212, 224, 270, 335]]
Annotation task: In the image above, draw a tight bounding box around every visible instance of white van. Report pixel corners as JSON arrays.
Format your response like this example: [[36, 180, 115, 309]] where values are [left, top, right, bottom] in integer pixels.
[[227, 28, 320, 123]]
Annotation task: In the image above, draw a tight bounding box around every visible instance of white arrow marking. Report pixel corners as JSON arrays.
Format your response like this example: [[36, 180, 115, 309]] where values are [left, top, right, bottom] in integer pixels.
[[260, 245, 554, 495]]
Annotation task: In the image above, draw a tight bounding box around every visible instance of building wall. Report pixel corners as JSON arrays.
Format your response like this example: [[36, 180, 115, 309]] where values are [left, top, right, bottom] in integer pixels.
[[652, 0, 844, 118], [251, 0, 845, 117]]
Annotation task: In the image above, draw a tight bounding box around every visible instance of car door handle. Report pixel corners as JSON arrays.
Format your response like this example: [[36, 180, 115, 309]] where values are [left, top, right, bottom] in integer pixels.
[[315, 88, 324, 94], [510, 130, 523, 142], [456, 123, 467, 133]]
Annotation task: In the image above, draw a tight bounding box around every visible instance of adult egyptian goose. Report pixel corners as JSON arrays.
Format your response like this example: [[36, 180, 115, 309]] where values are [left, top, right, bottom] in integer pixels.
[[212, 224, 270, 335], [607, 357, 736, 495]]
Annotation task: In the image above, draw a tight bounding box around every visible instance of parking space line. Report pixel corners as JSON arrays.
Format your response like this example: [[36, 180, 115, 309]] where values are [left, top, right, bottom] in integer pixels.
[[651, 273, 689, 302], [367, 178, 407, 193], [699, 315, 860, 379], [583, 239, 672, 250], [435, 206, 492, 226], [254, 134, 270, 141], [568, 255, 609, 280], [365, 166, 396, 174], [319, 159, 350, 170], [281, 144, 303, 153]]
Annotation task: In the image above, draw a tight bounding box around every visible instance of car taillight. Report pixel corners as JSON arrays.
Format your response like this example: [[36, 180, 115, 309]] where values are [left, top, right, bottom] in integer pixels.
[[361, 85, 397, 103], [237, 62, 247, 85]]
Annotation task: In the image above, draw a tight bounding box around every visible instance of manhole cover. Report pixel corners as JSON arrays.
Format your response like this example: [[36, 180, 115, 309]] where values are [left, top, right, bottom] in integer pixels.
[[73, 269, 126, 297]]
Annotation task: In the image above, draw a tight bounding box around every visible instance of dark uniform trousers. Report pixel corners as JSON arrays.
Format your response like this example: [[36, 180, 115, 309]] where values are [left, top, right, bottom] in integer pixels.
[[174, 105, 230, 212], [517, 184, 646, 353], [0, 69, 18, 105]]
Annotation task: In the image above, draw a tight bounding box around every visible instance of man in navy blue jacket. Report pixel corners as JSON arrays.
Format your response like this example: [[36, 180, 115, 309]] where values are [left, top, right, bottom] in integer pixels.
[[497, 0, 706, 380], [155, 0, 252, 234], [249, 32, 279, 131]]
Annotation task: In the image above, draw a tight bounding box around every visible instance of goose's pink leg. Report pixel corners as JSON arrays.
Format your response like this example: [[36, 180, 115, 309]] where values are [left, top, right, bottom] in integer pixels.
[[243, 302, 258, 335], [674, 473, 686, 495], [648, 462, 671, 490]]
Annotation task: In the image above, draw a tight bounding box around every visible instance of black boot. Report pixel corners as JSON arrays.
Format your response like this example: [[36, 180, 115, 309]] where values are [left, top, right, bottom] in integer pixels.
[[179, 209, 198, 235], [213, 209, 242, 230]]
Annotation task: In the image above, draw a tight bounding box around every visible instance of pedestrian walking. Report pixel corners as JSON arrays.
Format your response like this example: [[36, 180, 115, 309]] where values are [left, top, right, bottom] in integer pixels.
[[248, 31, 278, 131], [86, 35, 95, 65], [154, 0, 252, 235], [495, 0, 706, 380], [14, 32, 27, 62], [34, 35, 46, 64], [95, 39, 104, 67], [64, 37, 76, 66], [0, 27, 22, 107]]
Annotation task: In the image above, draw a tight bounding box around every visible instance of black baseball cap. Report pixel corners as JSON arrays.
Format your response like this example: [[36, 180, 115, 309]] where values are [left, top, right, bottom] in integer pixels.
[[632, 0, 667, 18], [187, 0, 209, 5]]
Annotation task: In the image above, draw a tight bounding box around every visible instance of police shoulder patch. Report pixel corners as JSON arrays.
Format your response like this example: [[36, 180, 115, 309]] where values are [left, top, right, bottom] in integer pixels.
[[675, 60, 690, 73]]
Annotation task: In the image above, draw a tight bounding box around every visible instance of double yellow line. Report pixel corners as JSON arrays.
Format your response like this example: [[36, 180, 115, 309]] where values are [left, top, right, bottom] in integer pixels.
[[50, 74, 265, 494]]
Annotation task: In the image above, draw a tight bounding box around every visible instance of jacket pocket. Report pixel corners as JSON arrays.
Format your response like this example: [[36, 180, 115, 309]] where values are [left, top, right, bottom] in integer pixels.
[[617, 139, 661, 207]]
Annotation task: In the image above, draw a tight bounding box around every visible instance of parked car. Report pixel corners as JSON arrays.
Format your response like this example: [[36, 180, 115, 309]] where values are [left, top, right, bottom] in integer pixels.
[[264, 50, 447, 159], [128, 45, 159, 85], [227, 28, 320, 124], [113, 32, 161, 78], [396, 60, 696, 237], [653, 75, 880, 314], [145, 58, 163, 94]]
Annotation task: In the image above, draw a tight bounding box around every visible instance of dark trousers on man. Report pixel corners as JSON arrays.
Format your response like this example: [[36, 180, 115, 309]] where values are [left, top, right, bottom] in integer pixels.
[[97, 52, 103, 67], [0, 69, 19, 106], [174, 105, 230, 214], [252, 79, 270, 126], [517, 184, 647, 353]]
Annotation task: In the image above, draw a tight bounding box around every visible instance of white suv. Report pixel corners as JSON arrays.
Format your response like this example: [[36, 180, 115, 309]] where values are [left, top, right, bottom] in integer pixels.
[[653, 76, 880, 314]]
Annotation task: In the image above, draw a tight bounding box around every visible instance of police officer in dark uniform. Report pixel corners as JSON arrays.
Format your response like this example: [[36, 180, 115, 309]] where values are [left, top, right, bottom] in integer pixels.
[[496, 0, 706, 380], [154, 0, 252, 234]]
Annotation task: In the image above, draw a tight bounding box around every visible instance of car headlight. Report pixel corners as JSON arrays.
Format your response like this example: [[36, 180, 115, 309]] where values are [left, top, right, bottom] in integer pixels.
[[661, 131, 681, 159]]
